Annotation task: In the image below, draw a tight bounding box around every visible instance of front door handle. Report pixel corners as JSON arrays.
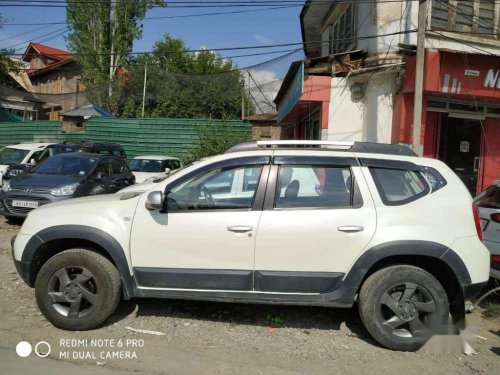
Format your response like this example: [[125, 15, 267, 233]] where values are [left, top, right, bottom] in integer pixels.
[[227, 225, 253, 233], [337, 225, 364, 233]]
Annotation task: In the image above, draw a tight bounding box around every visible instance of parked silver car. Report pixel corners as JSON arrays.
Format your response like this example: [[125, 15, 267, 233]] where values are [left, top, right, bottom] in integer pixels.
[[474, 181, 500, 280]]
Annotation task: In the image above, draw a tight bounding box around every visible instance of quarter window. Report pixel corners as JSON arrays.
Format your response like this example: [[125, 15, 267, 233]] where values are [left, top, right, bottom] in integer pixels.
[[167, 165, 262, 211], [370, 168, 430, 205], [275, 165, 356, 209]]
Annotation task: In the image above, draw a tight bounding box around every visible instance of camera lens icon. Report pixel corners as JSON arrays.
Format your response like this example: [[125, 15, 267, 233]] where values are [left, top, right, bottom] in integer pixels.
[[16, 341, 51, 358]]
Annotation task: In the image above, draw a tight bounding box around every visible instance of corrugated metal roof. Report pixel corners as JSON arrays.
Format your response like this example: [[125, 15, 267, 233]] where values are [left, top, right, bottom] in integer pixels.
[[62, 104, 114, 118]]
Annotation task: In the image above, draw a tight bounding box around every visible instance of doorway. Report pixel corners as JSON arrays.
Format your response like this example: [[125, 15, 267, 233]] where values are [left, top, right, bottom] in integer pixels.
[[439, 116, 482, 195]]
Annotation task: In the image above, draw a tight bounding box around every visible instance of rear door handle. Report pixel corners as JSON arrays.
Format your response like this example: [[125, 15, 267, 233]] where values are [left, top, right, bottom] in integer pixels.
[[337, 225, 364, 233], [227, 225, 253, 233]]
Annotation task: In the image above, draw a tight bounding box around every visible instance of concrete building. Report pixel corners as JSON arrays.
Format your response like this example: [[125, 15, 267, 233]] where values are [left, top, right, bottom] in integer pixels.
[[275, 0, 500, 194]]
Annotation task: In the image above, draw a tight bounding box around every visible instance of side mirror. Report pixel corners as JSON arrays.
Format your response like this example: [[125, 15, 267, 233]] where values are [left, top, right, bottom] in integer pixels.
[[164, 167, 171, 174], [93, 171, 106, 182], [30, 158, 36, 164], [145, 191, 164, 211]]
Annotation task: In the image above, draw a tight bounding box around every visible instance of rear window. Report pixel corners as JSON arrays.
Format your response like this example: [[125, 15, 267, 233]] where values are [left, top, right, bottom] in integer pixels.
[[370, 168, 430, 206], [475, 185, 500, 209]]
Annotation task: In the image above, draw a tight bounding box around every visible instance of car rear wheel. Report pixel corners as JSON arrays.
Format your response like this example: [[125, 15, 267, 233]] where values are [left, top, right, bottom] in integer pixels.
[[35, 249, 121, 330], [358, 265, 450, 351]]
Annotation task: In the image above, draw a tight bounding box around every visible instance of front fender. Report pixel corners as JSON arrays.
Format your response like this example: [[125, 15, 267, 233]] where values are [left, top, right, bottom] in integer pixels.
[[21, 225, 134, 299]]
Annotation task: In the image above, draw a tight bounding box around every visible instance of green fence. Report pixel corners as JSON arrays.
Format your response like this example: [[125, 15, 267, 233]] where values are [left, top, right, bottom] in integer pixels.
[[0, 118, 251, 158]]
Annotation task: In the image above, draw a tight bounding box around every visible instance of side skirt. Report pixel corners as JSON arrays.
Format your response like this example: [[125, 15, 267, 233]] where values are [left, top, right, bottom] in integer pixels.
[[132, 287, 353, 308]]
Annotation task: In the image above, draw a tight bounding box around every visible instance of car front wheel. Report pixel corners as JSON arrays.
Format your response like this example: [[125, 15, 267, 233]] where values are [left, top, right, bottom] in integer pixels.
[[35, 249, 121, 330], [358, 265, 450, 351]]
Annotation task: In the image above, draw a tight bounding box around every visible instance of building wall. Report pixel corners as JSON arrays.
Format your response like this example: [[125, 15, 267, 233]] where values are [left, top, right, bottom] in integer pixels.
[[251, 123, 282, 140], [324, 71, 398, 143]]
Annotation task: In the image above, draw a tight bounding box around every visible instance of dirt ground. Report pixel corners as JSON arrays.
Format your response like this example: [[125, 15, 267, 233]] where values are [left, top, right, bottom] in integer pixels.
[[0, 216, 499, 375]]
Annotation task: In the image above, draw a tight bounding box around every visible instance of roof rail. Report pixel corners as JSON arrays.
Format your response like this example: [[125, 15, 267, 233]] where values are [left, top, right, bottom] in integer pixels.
[[257, 140, 354, 150], [225, 141, 417, 157]]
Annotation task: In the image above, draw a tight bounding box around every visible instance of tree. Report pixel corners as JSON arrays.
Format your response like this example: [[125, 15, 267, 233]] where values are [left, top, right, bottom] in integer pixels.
[[66, 0, 164, 110], [0, 14, 22, 77], [120, 34, 253, 119]]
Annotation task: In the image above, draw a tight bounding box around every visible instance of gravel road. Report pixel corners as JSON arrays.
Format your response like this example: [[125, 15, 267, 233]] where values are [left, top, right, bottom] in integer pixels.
[[0, 216, 499, 374]]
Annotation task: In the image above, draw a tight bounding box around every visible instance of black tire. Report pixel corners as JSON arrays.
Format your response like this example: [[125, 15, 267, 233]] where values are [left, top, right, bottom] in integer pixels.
[[35, 249, 121, 330], [358, 265, 449, 351]]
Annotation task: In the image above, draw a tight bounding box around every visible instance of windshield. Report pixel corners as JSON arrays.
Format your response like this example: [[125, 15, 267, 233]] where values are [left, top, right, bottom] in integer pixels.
[[129, 159, 165, 173], [0, 147, 29, 165], [31, 154, 97, 176], [37, 144, 86, 164]]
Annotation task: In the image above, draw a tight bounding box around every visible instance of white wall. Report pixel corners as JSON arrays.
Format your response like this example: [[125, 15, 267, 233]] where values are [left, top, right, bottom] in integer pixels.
[[324, 72, 397, 144]]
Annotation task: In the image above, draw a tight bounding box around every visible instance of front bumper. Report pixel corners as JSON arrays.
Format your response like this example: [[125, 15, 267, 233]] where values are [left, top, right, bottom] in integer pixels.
[[0, 191, 70, 219], [11, 235, 31, 286]]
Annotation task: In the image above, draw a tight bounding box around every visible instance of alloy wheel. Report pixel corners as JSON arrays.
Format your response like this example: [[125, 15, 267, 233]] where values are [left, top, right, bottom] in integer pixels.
[[46, 266, 99, 319], [379, 282, 438, 339]]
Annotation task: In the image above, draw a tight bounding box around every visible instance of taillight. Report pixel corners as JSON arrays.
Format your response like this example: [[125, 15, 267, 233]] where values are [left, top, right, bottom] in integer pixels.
[[492, 255, 500, 263], [472, 203, 483, 241], [491, 213, 500, 223]]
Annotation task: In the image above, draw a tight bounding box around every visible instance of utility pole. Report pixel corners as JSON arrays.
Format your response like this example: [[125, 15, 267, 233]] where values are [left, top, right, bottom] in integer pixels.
[[412, 0, 428, 156], [142, 64, 147, 118], [241, 72, 245, 120]]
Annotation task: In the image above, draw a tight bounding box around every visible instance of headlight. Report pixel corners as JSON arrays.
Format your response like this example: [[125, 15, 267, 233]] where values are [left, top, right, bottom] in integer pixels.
[[50, 183, 79, 196], [1, 180, 10, 192]]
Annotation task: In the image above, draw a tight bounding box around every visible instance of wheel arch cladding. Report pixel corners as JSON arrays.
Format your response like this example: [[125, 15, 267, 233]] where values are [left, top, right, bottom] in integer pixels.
[[331, 241, 470, 308], [22, 225, 134, 299]]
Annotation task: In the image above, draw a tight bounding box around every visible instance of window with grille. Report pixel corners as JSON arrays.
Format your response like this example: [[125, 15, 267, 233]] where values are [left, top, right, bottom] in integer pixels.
[[323, 4, 356, 55], [431, 0, 498, 37]]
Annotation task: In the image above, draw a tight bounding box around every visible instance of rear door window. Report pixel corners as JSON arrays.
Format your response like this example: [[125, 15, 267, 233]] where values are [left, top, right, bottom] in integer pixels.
[[275, 165, 356, 209], [369, 168, 430, 205], [111, 158, 130, 175]]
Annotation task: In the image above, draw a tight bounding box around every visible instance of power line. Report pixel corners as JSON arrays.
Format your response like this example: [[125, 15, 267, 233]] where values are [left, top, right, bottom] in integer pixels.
[[6, 29, 418, 57], [0, 5, 298, 26], [0, 24, 59, 43], [3, 27, 68, 51], [18, 48, 303, 73], [0, 0, 430, 8]]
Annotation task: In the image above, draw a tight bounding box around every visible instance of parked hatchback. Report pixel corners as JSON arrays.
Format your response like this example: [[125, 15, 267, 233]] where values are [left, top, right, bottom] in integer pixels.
[[474, 181, 500, 279], [0, 153, 134, 218]]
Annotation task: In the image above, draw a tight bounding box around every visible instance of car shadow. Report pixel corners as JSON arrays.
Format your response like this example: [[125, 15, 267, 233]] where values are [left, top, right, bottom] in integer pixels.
[[105, 297, 380, 347]]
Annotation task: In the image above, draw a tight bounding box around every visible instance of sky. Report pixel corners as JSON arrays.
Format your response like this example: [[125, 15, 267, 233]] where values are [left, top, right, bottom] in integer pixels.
[[0, 1, 305, 83]]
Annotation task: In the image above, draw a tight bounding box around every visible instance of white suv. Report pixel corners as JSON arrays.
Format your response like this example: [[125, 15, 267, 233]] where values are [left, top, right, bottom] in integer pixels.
[[11, 141, 490, 351]]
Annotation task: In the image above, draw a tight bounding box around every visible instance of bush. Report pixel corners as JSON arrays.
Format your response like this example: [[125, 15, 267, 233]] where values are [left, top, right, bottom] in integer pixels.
[[181, 122, 251, 164]]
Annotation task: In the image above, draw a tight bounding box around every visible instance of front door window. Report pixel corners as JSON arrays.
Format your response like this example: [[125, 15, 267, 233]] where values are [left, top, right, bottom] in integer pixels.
[[167, 165, 262, 211]]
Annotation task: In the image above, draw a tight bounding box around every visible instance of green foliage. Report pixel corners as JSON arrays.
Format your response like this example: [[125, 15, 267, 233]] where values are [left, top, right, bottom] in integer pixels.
[[119, 34, 254, 120], [66, 0, 165, 110], [180, 121, 251, 164], [0, 14, 22, 76], [482, 302, 500, 318]]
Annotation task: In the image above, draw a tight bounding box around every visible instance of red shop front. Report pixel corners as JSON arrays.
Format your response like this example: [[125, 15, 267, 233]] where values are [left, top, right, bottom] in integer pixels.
[[392, 50, 500, 195]]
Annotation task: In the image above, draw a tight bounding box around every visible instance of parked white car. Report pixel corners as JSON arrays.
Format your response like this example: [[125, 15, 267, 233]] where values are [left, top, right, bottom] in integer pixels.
[[0, 143, 54, 186], [12, 140, 490, 351], [128, 155, 182, 184]]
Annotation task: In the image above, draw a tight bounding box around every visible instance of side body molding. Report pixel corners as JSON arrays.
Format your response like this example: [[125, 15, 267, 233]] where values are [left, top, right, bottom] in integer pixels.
[[23, 225, 134, 299]]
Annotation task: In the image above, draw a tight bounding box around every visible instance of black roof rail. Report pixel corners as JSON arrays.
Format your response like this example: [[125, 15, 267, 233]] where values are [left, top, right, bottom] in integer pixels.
[[225, 141, 417, 157]]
